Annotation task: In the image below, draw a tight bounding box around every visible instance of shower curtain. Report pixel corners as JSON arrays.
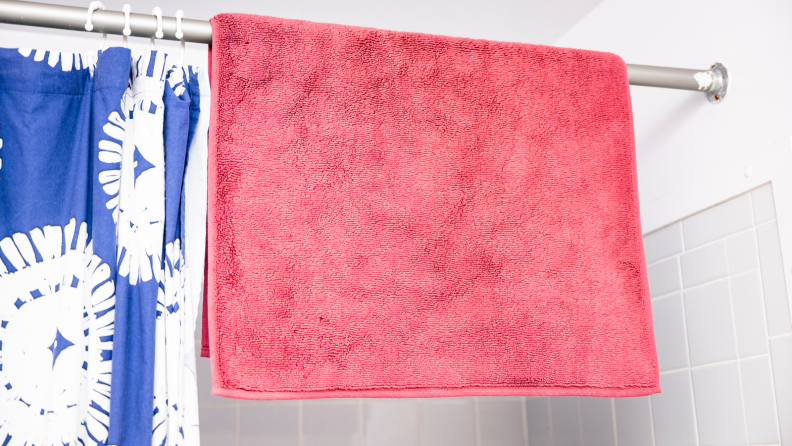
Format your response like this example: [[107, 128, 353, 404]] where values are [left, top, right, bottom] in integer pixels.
[[0, 46, 202, 446]]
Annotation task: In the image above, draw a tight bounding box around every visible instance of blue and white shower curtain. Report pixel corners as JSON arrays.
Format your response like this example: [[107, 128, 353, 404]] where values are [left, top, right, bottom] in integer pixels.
[[0, 46, 203, 446]]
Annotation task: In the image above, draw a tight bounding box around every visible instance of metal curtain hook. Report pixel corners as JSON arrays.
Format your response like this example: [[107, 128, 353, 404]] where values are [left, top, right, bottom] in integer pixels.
[[175, 10, 184, 40], [84, 1, 104, 31], [122, 4, 131, 45]]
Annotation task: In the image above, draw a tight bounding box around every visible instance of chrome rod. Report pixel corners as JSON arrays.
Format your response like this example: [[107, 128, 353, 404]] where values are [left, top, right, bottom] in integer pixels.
[[0, 0, 211, 43], [0, 0, 729, 102]]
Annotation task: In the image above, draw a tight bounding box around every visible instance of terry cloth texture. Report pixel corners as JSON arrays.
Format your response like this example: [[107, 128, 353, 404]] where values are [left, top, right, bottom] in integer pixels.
[[205, 13, 660, 399]]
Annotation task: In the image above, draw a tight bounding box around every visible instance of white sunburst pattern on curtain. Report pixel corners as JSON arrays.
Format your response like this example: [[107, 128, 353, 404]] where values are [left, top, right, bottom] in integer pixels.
[[151, 63, 201, 446], [95, 52, 201, 446], [0, 219, 115, 446], [98, 109, 125, 224], [102, 51, 168, 286], [17, 48, 100, 75]]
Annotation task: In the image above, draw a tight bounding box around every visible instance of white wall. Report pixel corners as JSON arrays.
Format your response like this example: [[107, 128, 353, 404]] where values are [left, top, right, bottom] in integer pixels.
[[555, 0, 792, 233]]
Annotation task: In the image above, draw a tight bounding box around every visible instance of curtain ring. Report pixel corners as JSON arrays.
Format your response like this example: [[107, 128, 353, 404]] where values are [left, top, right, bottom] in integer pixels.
[[175, 10, 184, 40], [84, 1, 104, 32], [85, 1, 107, 52], [122, 4, 131, 48], [152, 7, 164, 39], [150, 7, 163, 51], [175, 10, 185, 66]]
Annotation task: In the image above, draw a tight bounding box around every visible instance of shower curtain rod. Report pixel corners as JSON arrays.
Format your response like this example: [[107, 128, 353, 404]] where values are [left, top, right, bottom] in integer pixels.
[[0, 0, 729, 103]]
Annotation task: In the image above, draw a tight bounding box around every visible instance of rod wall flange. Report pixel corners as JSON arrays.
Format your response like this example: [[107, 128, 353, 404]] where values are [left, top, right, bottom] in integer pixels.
[[706, 63, 728, 104]]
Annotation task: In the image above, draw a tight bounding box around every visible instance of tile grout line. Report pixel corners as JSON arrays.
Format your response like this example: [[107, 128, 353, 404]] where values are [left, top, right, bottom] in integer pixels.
[[547, 398, 555, 446], [648, 395, 657, 446], [358, 398, 365, 446], [236, 401, 241, 446], [610, 398, 618, 446], [576, 398, 583, 446], [660, 353, 772, 375], [751, 201, 786, 446], [651, 264, 765, 303], [727, 273, 752, 444], [474, 397, 482, 446], [678, 219, 701, 446], [298, 400, 304, 446], [645, 220, 758, 268], [522, 396, 530, 446], [675, 223, 769, 261], [417, 399, 424, 446], [768, 332, 792, 339]]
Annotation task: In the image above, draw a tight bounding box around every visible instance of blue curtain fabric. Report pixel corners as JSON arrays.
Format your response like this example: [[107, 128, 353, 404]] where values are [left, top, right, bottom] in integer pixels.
[[0, 47, 203, 446]]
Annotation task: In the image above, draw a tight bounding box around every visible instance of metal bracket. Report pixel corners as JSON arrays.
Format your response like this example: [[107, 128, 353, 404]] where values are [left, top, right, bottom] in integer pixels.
[[705, 62, 728, 104]]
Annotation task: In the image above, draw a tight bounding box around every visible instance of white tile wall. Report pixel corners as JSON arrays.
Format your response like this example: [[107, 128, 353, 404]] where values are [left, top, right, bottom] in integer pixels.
[[680, 242, 729, 288], [525, 398, 552, 446], [614, 397, 654, 446], [683, 279, 738, 366], [196, 186, 792, 446], [651, 293, 690, 371], [652, 370, 698, 446], [421, 398, 476, 446], [770, 334, 792, 445], [691, 362, 747, 445], [756, 220, 792, 336], [579, 398, 616, 446], [478, 399, 525, 446], [550, 397, 582, 446], [740, 356, 780, 445]]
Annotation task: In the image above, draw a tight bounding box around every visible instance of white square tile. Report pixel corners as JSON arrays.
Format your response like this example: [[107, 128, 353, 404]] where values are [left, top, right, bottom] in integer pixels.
[[614, 397, 654, 446], [683, 279, 738, 366], [730, 270, 769, 357], [680, 241, 729, 289], [364, 399, 419, 446], [303, 403, 360, 446], [770, 334, 792, 446], [478, 399, 524, 446], [579, 398, 616, 446], [651, 293, 690, 371], [682, 193, 753, 250], [691, 361, 748, 446], [752, 183, 777, 225], [240, 405, 299, 446], [525, 398, 551, 446], [644, 223, 684, 264], [648, 257, 682, 298], [725, 229, 759, 275], [652, 370, 697, 446], [420, 398, 476, 446], [740, 355, 780, 445], [199, 406, 238, 446], [550, 397, 582, 446], [756, 220, 792, 336]]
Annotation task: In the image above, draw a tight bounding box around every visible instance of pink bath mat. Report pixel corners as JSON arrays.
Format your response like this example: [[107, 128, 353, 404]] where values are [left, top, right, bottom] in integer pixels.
[[205, 13, 660, 399]]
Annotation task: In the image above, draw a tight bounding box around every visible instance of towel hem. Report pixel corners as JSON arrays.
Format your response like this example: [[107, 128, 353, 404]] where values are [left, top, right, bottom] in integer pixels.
[[211, 385, 661, 400]]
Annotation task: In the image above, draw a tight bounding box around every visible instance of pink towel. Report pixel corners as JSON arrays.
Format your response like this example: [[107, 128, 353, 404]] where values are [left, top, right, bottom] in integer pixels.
[[205, 13, 660, 399]]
